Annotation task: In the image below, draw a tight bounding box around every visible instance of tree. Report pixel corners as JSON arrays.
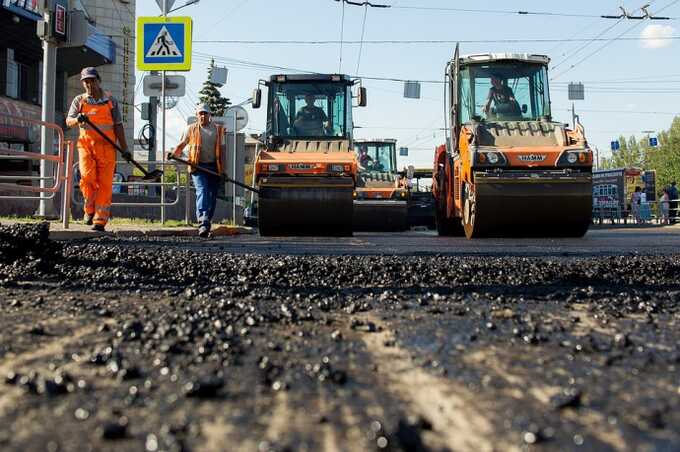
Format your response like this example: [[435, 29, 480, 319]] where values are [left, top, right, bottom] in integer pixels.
[[198, 59, 230, 116], [601, 116, 680, 193]]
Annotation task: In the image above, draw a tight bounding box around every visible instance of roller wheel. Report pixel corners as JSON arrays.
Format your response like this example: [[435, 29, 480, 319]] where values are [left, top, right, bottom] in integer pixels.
[[435, 169, 464, 236]]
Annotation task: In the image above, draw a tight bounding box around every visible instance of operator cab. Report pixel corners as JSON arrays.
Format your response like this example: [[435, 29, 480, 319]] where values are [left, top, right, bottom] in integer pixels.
[[259, 74, 358, 144], [456, 54, 552, 123], [354, 140, 397, 174]]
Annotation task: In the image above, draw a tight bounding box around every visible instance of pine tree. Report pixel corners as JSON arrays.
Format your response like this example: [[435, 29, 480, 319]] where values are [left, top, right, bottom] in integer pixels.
[[198, 59, 230, 116]]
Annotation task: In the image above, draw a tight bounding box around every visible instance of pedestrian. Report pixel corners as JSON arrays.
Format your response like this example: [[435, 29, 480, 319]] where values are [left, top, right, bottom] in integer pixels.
[[66, 67, 130, 232], [169, 103, 224, 238], [630, 186, 642, 223], [668, 181, 678, 224], [660, 188, 670, 224]]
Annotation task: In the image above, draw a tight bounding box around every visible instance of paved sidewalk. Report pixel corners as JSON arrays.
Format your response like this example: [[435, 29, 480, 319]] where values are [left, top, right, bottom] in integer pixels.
[[0, 219, 254, 240]]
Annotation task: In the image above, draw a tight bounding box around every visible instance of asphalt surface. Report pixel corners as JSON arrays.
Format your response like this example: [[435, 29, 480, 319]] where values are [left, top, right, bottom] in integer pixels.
[[1, 222, 679, 452]]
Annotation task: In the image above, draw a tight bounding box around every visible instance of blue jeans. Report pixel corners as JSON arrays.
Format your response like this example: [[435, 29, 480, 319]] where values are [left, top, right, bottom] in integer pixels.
[[191, 163, 221, 229]]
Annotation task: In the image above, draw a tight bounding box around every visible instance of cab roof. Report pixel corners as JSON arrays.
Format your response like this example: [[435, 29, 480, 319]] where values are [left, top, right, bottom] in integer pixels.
[[269, 74, 353, 83], [459, 53, 550, 65]]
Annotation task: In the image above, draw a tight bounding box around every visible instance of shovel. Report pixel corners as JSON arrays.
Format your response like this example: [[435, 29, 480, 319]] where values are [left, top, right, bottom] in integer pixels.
[[81, 116, 164, 181], [168, 154, 260, 195]]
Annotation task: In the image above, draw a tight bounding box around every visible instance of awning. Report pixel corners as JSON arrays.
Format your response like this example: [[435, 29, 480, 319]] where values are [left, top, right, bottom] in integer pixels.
[[58, 25, 116, 76], [1, 6, 116, 74]]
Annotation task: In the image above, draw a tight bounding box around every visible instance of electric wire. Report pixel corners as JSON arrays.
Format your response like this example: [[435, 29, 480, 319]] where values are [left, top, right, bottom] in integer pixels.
[[355, 3, 369, 76], [338, 0, 346, 72]]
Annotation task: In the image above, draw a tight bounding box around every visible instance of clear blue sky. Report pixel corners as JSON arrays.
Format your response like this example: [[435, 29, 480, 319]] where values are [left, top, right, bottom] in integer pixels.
[[133, 0, 680, 168]]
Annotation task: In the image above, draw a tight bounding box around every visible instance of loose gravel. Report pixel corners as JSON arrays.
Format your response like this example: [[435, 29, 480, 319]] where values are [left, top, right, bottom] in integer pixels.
[[1, 222, 679, 451]]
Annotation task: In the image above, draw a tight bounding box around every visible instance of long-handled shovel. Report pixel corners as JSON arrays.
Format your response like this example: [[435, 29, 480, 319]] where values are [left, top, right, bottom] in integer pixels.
[[81, 116, 163, 181], [168, 154, 260, 195]]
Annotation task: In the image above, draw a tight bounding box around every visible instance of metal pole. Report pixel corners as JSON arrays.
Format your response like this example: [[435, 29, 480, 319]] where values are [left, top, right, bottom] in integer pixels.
[[572, 102, 576, 129], [160, 0, 167, 224], [185, 168, 191, 225], [39, 27, 57, 217], [232, 109, 237, 225]]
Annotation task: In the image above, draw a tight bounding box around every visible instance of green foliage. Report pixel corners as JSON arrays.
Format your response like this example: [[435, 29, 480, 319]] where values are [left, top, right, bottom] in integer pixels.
[[198, 59, 231, 116], [600, 116, 680, 192]]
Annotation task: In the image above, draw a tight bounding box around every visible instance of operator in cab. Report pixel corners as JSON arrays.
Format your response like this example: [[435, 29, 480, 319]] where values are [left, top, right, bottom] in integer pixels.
[[483, 75, 521, 119], [294, 94, 331, 136]]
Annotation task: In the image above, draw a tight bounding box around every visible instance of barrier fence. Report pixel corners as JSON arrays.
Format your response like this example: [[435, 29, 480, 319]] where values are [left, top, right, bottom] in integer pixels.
[[593, 199, 680, 225], [0, 114, 197, 228]]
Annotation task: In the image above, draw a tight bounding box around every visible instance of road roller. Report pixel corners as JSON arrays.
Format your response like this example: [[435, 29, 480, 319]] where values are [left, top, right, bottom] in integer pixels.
[[353, 139, 409, 231], [252, 74, 366, 236], [432, 45, 593, 239]]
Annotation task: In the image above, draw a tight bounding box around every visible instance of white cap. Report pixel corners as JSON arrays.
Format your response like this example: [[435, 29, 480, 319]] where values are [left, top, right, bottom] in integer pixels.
[[196, 103, 211, 114]]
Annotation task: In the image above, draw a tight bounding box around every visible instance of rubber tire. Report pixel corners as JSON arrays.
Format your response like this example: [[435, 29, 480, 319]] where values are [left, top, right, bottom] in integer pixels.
[[435, 169, 464, 237], [462, 184, 482, 239]]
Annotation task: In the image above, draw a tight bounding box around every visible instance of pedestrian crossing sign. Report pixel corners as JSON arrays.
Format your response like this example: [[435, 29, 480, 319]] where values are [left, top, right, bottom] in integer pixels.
[[137, 16, 192, 71]]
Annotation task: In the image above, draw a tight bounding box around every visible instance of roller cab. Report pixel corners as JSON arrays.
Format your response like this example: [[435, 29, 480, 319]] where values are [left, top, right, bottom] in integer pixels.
[[353, 139, 409, 231], [433, 47, 593, 238], [252, 74, 366, 236]]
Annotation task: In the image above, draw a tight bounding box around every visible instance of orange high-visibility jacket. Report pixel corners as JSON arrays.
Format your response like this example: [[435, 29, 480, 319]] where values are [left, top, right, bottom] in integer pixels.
[[186, 123, 224, 174], [78, 93, 116, 142]]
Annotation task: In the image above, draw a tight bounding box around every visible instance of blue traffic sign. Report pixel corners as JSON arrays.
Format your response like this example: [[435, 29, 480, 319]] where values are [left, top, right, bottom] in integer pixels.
[[649, 137, 658, 147], [136, 16, 192, 71], [610, 140, 620, 151]]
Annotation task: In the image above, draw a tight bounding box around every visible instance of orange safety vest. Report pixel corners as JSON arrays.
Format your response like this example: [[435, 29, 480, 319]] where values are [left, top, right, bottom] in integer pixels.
[[78, 92, 116, 142], [186, 122, 224, 174]]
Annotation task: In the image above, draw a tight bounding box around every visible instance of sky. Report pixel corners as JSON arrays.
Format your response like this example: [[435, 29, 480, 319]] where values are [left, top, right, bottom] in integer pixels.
[[132, 0, 680, 169]]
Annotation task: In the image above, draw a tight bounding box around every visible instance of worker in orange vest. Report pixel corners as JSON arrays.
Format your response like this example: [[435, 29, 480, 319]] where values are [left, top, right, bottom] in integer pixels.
[[169, 103, 224, 238], [66, 67, 130, 232]]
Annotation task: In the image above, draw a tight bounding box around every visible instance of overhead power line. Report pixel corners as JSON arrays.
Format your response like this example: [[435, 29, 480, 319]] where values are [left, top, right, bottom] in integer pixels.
[[193, 36, 680, 45], [389, 4, 677, 19]]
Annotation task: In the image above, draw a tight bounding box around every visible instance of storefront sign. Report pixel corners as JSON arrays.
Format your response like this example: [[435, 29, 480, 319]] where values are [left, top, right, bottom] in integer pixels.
[[1, 0, 41, 20], [54, 3, 66, 37]]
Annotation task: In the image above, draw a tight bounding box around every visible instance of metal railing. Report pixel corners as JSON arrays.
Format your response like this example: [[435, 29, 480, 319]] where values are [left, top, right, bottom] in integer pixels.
[[593, 199, 680, 225], [0, 113, 75, 229], [70, 160, 186, 209]]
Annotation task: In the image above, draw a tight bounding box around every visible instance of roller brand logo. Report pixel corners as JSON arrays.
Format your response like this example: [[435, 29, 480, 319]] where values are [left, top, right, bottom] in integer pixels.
[[288, 163, 315, 170], [518, 154, 546, 162]]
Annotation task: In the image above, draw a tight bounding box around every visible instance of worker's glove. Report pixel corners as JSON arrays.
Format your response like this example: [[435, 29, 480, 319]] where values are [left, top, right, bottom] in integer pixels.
[[120, 150, 132, 161], [166, 151, 176, 161], [76, 113, 88, 124]]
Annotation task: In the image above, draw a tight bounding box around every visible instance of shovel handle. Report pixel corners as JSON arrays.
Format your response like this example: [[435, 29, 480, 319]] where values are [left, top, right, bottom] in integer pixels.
[[169, 155, 260, 195]]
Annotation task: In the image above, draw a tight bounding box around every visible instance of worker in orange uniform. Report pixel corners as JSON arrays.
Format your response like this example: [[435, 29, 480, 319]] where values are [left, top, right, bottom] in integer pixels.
[[66, 67, 130, 232]]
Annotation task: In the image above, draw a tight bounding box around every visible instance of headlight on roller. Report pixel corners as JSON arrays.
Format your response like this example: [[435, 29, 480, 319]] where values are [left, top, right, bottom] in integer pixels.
[[329, 164, 344, 172], [558, 149, 591, 166], [268, 164, 282, 172], [475, 150, 506, 166]]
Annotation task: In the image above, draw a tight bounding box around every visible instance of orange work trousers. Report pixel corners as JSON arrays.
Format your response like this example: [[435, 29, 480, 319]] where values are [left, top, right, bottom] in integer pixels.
[[78, 137, 116, 226]]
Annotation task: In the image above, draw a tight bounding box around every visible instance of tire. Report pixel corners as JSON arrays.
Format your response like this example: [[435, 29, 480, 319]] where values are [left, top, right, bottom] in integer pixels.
[[435, 169, 464, 236], [462, 184, 482, 239]]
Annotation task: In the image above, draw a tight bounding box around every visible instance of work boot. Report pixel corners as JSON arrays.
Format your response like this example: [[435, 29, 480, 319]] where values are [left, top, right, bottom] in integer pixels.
[[198, 226, 210, 238], [92, 224, 105, 232], [83, 213, 94, 226]]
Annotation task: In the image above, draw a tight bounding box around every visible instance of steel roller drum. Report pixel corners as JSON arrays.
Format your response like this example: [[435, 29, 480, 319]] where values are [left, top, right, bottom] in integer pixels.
[[353, 200, 409, 232], [258, 177, 354, 236], [466, 171, 593, 238]]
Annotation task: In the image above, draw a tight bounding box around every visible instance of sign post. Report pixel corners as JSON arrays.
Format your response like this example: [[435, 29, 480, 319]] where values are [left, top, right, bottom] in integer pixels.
[[137, 12, 192, 223], [568, 82, 585, 129]]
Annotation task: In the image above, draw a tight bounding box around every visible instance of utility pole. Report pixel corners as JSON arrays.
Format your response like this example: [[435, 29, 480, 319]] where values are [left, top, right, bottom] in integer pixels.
[[37, 6, 58, 218], [160, 0, 168, 224]]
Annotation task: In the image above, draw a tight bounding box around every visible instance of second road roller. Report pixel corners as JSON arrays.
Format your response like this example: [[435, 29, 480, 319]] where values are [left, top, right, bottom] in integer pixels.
[[432, 45, 593, 238], [252, 74, 366, 236]]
